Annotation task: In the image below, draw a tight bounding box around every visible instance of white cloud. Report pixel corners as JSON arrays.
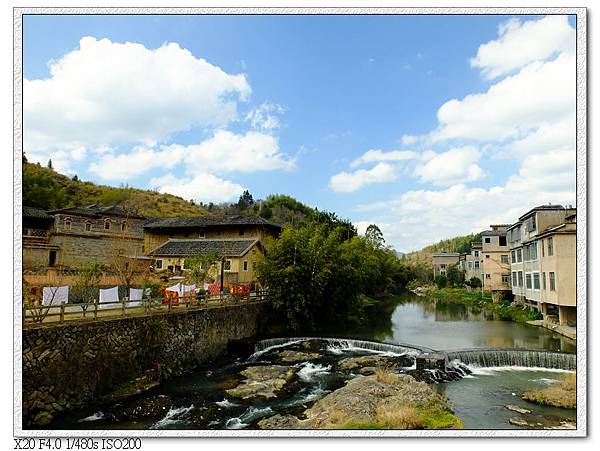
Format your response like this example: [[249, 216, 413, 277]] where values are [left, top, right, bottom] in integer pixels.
[[245, 102, 285, 131], [149, 173, 245, 204], [500, 116, 575, 160], [89, 145, 185, 181], [329, 162, 397, 192], [25, 36, 251, 153], [471, 15, 575, 80], [350, 149, 418, 168], [88, 130, 294, 180], [182, 130, 295, 174], [413, 146, 484, 186], [431, 52, 575, 143], [401, 135, 417, 146]]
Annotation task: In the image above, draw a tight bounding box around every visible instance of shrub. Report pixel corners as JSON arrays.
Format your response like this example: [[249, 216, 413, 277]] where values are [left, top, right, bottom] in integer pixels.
[[434, 275, 448, 289]]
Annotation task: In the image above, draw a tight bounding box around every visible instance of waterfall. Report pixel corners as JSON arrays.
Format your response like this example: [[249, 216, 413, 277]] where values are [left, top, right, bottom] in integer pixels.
[[446, 349, 576, 371], [251, 336, 429, 359]]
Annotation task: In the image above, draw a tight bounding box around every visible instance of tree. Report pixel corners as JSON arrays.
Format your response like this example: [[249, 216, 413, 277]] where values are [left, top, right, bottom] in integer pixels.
[[468, 277, 482, 288], [434, 275, 448, 289], [365, 224, 385, 248], [237, 190, 254, 210], [47, 159, 53, 169], [445, 264, 464, 287], [184, 252, 221, 286], [71, 174, 79, 182], [71, 261, 104, 315]]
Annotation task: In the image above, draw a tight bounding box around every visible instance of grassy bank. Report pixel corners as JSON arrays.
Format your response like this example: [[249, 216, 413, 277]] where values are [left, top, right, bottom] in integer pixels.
[[427, 288, 543, 323], [522, 372, 576, 409]]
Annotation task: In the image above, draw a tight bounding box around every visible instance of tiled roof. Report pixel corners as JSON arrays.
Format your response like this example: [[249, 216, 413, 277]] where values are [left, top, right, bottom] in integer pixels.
[[480, 230, 507, 236], [518, 204, 565, 221], [148, 238, 260, 257], [432, 252, 460, 257], [22, 206, 53, 220], [144, 214, 281, 230], [49, 204, 145, 219]]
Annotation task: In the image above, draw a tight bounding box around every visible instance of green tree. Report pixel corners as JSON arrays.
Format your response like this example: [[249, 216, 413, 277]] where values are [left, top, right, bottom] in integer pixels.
[[365, 224, 385, 248], [47, 159, 53, 169], [237, 190, 254, 210], [434, 275, 448, 289], [184, 252, 221, 286], [468, 277, 482, 288], [445, 264, 464, 287]]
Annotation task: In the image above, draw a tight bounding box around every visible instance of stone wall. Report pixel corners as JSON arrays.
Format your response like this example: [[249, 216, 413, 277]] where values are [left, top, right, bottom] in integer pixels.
[[49, 233, 143, 268], [22, 302, 266, 427]]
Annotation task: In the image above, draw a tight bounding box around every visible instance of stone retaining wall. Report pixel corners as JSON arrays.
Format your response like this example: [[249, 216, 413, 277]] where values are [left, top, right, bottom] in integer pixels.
[[22, 302, 265, 427]]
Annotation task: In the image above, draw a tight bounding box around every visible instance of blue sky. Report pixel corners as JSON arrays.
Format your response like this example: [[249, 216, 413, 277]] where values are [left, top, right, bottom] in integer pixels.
[[23, 14, 576, 252]]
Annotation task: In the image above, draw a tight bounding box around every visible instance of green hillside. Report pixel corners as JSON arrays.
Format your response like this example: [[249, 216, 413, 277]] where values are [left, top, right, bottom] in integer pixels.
[[406, 233, 482, 261], [22, 160, 209, 217]]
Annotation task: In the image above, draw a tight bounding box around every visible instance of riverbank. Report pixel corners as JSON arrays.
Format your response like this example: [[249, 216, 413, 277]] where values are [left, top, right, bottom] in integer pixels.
[[417, 287, 544, 324], [526, 320, 576, 341], [522, 372, 576, 409]]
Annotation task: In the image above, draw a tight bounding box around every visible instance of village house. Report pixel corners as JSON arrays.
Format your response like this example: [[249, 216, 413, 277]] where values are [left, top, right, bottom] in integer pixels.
[[142, 215, 281, 255], [22, 206, 59, 271], [508, 205, 576, 326], [47, 204, 146, 269], [431, 252, 460, 278], [480, 225, 511, 293], [460, 241, 482, 283], [147, 238, 264, 285]]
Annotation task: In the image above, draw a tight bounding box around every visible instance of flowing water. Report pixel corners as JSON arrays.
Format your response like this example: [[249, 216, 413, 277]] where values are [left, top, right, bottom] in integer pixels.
[[52, 292, 576, 430]]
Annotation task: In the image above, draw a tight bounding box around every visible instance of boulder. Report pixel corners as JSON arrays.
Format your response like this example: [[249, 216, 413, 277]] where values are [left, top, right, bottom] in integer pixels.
[[276, 350, 321, 364], [226, 365, 297, 400], [505, 405, 531, 415], [338, 355, 412, 371], [33, 411, 53, 426]]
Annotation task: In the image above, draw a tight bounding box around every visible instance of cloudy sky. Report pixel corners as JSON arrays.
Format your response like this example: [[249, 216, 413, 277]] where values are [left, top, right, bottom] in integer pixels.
[[23, 14, 576, 252]]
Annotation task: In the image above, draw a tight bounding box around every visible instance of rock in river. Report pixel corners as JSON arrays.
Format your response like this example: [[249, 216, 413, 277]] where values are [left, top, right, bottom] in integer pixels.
[[226, 365, 297, 400], [337, 354, 412, 371], [259, 371, 461, 430], [276, 350, 321, 364]]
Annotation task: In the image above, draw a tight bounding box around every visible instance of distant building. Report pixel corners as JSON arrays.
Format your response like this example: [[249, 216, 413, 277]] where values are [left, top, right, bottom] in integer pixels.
[[431, 252, 460, 278], [148, 238, 264, 285], [143, 215, 281, 255], [480, 225, 511, 292], [48, 205, 146, 269], [22, 206, 59, 271], [463, 241, 483, 283], [508, 205, 576, 325]]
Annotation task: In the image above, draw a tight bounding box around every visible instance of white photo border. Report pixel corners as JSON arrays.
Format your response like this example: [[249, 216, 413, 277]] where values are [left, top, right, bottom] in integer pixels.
[[13, 6, 588, 438]]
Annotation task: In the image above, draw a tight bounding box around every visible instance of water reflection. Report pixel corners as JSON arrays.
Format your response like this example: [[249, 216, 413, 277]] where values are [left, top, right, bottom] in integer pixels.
[[337, 292, 575, 353]]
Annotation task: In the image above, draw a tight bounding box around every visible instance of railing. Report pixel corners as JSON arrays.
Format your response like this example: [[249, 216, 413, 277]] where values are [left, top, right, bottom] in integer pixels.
[[23, 228, 49, 238], [22, 290, 269, 327]]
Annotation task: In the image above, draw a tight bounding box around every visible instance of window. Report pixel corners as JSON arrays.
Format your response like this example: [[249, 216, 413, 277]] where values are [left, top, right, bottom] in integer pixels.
[[239, 229, 245, 236], [49, 250, 56, 267], [485, 274, 491, 279], [243, 260, 249, 272], [530, 242, 537, 260], [525, 273, 532, 289], [499, 236, 507, 246], [541, 240, 545, 257], [64, 217, 72, 230], [474, 250, 480, 257], [440, 264, 447, 269], [485, 254, 490, 259], [223, 260, 232, 271], [512, 271, 517, 286], [502, 274, 510, 284], [104, 219, 111, 230], [549, 272, 556, 291], [548, 237, 554, 256], [518, 271, 524, 287], [517, 249, 522, 262], [199, 231, 205, 238], [511, 250, 516, 263], [524, 245, 530, 261], [533, 272, 540, 290], [542, 272, 547, 290], [155, 259, 163, 269], [474, 261, 480, 269], [501, 255, 509, 264], [84, 222, 91, 232], [484, 237, 491, 243], [121, 221, 127, 232]]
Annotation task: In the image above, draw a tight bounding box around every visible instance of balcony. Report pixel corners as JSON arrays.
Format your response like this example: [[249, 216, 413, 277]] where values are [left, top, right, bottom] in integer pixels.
[[23, 228, 49, 244]]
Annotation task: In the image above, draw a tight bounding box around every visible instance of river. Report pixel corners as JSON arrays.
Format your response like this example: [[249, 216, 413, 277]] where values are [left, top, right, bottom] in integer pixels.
[[52, 292, 576, 430]]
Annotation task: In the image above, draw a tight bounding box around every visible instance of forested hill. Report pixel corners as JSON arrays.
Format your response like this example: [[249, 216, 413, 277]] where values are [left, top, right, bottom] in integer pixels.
[[22, 160, 209, 217], [405, 233, 482, 261]]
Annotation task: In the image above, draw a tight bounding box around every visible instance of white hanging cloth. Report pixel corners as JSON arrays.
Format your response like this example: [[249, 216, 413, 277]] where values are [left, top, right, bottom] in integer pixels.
[[42, 286, 69, 306], [99, 286, 120, 309], [129, 288, 144, 307]]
